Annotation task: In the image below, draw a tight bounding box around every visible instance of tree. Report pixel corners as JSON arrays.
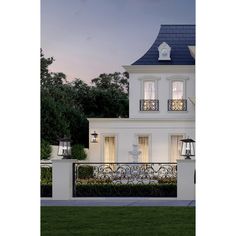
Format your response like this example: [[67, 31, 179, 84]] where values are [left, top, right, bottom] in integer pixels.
[[41, 50, 129, 148]]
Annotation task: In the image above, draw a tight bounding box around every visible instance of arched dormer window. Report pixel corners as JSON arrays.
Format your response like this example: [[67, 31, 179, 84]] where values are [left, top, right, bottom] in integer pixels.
[[158, 42, 171, 61]]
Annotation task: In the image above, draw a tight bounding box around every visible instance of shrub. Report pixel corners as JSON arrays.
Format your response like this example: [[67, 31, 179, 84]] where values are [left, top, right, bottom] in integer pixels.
[[41, 167, 52, 184], [41, 140, 52, 160], [41, 184, 52, 197], [71, 144, 87, 160], [74, 184, 177, 197], [77, 165, 94, 179]]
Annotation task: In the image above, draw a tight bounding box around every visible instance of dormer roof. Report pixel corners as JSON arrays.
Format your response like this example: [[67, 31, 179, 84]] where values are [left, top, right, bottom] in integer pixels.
[[132, 24, 195, 65]]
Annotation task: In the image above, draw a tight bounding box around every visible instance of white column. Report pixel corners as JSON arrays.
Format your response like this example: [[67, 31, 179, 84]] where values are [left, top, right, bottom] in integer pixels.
[[52, 159, 76, 200], [177, 159, 195, 200]]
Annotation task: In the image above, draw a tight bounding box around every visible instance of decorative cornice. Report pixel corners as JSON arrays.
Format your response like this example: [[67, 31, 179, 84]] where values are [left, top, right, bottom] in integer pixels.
[[123, 65, 195, 74], [87, 118, 195, 122]]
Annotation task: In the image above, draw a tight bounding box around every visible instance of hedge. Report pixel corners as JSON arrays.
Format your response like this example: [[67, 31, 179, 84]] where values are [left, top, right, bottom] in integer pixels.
[[74, 184, 177, 197], [41, 184, 52, 198], [40, 183, 176, 198], [41, 167, 52, 185], [77, 165, 94, 179]]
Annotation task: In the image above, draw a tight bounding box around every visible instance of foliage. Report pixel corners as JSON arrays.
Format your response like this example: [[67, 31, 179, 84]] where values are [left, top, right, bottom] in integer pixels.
[[74, 184, 177, 197], [41, 184, 52, 198], [77, 165, 94, 179], [41, 167, 52, 184], [71, 144, 87, 160], [40, 50, 129, 147], [40, 140, 52, 160]]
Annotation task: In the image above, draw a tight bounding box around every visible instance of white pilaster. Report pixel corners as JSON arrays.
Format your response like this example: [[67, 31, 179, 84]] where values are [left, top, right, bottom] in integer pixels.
[[177, 159, 195, 200], [52, 159, 76, 200]]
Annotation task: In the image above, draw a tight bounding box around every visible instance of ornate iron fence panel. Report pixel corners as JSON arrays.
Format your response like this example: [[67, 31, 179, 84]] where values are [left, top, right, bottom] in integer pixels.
[[73, 162, 177, 185], [41, 161, 52, 197], [73, 162, 177, 197], [140, 99, 159, 111], [168, 99, 187, 111]]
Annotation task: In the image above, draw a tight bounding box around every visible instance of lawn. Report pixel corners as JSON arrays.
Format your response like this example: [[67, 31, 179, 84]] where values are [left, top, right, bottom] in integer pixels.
[[41, 206, 195, 236]]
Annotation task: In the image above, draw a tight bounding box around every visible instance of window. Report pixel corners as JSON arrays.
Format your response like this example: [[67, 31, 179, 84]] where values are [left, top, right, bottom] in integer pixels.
[[172, 81, 184, 99], [140, 80, 159, 111], [104, 137, 116, 162], [168, 81, 187, 111], [170, 135, 183, 162], [144, 81, 156, 99], [138, 136, 149, 162]]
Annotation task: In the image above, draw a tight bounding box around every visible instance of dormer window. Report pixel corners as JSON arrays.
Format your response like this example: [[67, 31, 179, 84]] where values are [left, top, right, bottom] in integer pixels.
[[158, 42, 171, 61]]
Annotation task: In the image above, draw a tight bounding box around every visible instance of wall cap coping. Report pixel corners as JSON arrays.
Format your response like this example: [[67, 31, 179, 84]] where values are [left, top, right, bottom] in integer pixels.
[[177, 159, 195, 163], [51, 159, 77, 163], [88, 118, 195, 122]]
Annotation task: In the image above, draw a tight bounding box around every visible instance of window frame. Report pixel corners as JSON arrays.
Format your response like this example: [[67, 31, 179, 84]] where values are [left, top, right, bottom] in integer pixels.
[[135, 133, 152, 162], [101, 134, 118, 162]]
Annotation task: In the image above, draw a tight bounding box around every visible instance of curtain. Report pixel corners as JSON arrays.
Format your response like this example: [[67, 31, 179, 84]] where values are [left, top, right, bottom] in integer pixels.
[[138, 137, 149, 162], [104, 137, 115, 162], [172, 81, 184, 99], [144, 81, 155, 99], [171, 135, 183, 162]]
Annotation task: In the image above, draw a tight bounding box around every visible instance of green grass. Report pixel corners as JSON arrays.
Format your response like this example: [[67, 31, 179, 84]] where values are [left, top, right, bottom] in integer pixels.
[[41, 206, 195, 236]]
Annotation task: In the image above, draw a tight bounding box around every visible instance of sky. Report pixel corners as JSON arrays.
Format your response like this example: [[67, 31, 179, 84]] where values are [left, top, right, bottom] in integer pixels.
[[41, 0, 195, 84]]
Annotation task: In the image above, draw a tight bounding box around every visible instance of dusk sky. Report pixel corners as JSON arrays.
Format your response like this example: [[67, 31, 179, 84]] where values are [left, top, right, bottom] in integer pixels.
[[41, 0, 195, 84]]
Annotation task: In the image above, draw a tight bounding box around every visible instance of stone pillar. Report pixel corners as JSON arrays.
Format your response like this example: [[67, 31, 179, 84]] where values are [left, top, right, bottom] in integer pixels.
[[52, 159, 76, 200], [177, 159, 195, 200]]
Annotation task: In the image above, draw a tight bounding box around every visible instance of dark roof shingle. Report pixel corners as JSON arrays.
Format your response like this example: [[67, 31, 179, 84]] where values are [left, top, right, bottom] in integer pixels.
[[132, 24, 195, 65]]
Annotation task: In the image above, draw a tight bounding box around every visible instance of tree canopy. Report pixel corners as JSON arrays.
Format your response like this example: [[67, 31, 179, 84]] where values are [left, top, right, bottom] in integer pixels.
[[41, 50, 129, 147]]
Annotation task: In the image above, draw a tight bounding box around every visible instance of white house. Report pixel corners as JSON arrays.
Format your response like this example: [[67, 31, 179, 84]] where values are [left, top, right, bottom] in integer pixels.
[[88, 24, 195, 163]]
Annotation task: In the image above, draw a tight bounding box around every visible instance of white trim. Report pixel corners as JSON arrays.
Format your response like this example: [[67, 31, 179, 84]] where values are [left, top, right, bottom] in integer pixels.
[[168, 133, 185, 162], [123, 65, 195, 73], [169, 80, 186, 99], [188, 46, 195, 59], [138, 77, 161, 100], [88, 118, 195, 122]]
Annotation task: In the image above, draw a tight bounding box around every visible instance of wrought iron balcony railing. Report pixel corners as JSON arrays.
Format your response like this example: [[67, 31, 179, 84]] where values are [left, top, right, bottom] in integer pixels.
[[168, 99, 187, 111], [140, 99, 159, 111]]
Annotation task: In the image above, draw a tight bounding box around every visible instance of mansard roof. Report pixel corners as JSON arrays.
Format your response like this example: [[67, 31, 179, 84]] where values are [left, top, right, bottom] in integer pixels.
[[132, 24, 195, 65]]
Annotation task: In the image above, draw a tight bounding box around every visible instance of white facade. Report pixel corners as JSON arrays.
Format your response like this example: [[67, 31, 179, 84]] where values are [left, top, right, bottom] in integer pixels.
[[88, 65, 195, 162], [88, 25, 195, 163]]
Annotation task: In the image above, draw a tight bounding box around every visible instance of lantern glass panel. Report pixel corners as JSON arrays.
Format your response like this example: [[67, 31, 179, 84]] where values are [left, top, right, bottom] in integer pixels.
[[58, 140, 71, 156]]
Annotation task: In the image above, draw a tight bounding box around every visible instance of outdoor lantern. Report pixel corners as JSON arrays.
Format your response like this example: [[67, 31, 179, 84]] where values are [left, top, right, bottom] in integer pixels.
[[180, 138, 195, 159], [91, 131, 98, 143], [58, 136, 71, 158]]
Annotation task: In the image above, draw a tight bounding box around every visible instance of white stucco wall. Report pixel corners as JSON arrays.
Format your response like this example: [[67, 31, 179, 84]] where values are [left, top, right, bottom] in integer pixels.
[[88, 65, 195, 162], [88, 118, 195, 162], [126, 65, 195, 119]]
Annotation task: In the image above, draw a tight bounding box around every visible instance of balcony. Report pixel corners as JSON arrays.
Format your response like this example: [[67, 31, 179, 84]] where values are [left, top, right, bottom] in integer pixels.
[[168, 99, 187, 111], [140, 99, 159, 111]]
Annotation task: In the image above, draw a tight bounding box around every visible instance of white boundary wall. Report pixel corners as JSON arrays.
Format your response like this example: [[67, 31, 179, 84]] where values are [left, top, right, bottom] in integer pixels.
[[49, 159, 195, 200]]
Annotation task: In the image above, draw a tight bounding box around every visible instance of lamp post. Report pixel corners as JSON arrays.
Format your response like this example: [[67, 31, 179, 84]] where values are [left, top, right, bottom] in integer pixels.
[[58, 136, 71, 159], [91, 131, 98, 143], [180, 138, 195, 159]]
